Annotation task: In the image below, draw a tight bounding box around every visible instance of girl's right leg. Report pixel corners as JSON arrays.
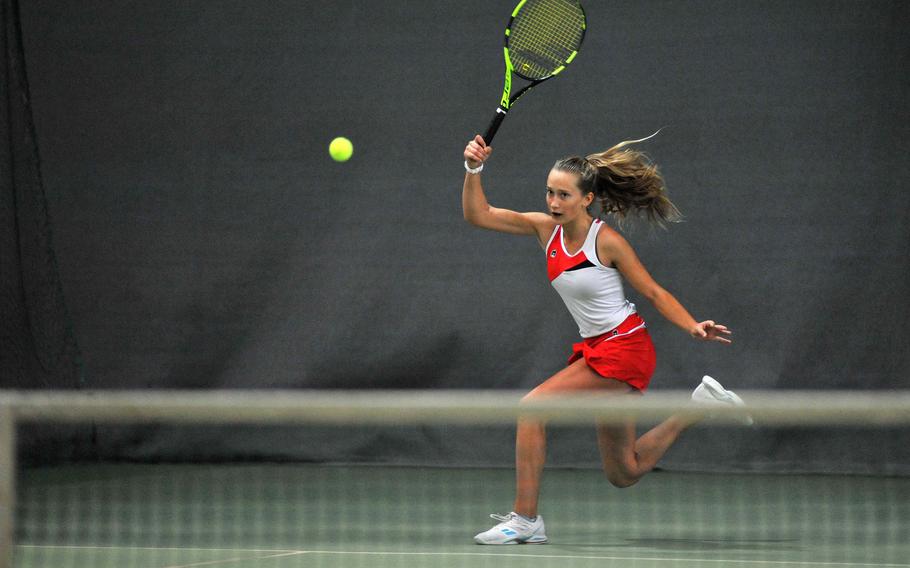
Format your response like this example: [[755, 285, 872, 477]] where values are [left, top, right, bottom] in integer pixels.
[[513, 358, 637, 517], [474, 358, 633, 545]]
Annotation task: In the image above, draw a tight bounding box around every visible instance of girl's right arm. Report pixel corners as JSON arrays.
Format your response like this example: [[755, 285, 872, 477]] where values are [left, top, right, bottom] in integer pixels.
[[462, 135, 554, 246]]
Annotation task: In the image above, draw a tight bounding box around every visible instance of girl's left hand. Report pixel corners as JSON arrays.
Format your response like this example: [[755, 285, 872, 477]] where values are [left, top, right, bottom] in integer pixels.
[[691, 320, 732, 344]]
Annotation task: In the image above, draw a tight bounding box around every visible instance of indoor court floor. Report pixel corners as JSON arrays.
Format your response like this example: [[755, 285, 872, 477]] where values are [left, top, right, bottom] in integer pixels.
[[14, 463, 910, 568]]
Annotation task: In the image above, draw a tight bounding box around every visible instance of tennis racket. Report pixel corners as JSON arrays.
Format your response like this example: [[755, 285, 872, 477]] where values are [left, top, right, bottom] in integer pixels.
[[482, 0, 587, 145]]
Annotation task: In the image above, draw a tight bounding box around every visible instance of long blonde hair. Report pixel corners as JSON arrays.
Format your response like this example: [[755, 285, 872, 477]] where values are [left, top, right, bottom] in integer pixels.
[[553, 134, 681, 227]]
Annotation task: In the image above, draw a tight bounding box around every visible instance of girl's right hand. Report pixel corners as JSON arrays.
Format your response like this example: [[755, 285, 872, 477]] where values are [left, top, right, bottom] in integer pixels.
[[464, 135, 493, 169]]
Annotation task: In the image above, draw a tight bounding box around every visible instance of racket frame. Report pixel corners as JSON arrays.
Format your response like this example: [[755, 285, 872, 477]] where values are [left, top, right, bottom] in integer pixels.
[[482, 0, 586, 145]]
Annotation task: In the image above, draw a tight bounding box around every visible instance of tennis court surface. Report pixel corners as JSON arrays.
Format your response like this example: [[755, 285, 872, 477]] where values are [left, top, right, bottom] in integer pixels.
[[15, 464, 910, 567]]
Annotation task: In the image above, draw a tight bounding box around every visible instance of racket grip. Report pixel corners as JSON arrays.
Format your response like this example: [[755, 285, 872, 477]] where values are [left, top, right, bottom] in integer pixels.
[[482, 108, 508, 146]]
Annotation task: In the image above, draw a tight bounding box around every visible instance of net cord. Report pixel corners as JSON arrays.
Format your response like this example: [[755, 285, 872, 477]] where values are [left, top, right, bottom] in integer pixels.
[[2, 389, 909, 426]]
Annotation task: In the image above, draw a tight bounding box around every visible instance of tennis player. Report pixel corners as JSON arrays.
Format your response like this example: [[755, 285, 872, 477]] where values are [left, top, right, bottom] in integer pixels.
[[463, 134, 748, 545]]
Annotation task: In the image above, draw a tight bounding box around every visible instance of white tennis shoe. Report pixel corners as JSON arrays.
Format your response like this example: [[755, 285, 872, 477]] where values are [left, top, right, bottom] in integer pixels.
[[473, 512, 548, 545], [692, 375, 754, 425]]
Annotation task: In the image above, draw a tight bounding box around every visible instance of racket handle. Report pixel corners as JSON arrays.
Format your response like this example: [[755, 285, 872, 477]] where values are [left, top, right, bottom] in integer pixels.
[[482, 108, 508, 146]]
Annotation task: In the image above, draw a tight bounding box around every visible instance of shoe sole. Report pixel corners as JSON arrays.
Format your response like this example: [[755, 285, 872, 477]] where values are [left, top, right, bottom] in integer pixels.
[[474, 539, 548, 545]]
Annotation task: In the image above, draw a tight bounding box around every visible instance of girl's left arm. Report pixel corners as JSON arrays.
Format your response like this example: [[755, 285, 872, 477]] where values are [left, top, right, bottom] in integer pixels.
[[599, 229, 732, 344]]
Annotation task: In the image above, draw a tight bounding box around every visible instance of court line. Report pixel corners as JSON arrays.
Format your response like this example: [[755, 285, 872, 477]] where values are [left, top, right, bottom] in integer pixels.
[[17, 545, 910, 568], [290, 550, 910, 568], [164, 551, 307, 568], [17, 545, 299, 553], [17, 545, 308, 568], [15, 544, 301, 554]]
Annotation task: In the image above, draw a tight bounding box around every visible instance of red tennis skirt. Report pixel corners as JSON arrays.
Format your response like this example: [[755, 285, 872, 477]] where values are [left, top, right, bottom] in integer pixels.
[[567, 313, 656, 392]]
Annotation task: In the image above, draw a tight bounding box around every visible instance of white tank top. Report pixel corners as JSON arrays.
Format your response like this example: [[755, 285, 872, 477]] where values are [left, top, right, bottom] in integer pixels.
[[546, 219, 635, 338]]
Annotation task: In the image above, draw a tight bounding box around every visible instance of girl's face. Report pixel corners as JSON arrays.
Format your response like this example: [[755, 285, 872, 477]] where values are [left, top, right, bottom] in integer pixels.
[[546, 169, 594, 225]]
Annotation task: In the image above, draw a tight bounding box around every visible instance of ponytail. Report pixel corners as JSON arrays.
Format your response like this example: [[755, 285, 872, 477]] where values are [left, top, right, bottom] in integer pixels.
[[553, 133, 681, 227]]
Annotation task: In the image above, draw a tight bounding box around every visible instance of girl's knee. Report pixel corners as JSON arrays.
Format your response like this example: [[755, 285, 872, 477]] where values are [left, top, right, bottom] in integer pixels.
[[605, 470, 640, 488], [602, 462, 641, 488], [607, 476, 641, 489]]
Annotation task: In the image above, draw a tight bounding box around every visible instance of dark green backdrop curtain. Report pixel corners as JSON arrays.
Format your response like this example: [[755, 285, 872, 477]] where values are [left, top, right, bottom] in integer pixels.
[[4, 1, 909, 472]]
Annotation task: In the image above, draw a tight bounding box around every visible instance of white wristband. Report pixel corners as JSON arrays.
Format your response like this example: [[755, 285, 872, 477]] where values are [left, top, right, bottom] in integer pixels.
[[464, 160, 484, 174]]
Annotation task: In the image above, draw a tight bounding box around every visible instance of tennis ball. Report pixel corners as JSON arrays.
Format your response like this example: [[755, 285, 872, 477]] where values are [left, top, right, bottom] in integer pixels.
[[329, 137, 353, 162]]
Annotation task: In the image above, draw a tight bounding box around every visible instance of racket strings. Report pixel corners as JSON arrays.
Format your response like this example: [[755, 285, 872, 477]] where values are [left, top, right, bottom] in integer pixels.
[[509, 0, 585, 80]]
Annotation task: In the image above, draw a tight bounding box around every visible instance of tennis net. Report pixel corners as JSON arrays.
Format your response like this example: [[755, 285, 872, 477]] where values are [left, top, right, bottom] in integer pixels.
[[2, 389, 909, 568]]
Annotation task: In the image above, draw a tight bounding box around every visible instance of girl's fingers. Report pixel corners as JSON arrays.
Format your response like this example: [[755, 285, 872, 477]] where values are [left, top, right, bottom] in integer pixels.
[[465, 146, 489, 163], [464, 136, 492, 164]]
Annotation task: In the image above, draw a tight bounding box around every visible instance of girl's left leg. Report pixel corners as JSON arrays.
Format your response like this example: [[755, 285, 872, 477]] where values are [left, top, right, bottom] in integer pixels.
[[595, 414, 699, 488]]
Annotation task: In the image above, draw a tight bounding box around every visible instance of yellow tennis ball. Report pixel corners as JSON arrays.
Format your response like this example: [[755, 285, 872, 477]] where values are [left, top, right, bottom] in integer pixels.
[[329, 137, 353, 162]]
